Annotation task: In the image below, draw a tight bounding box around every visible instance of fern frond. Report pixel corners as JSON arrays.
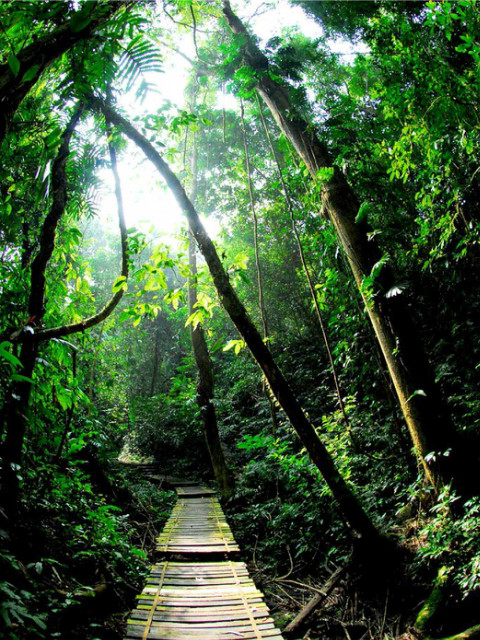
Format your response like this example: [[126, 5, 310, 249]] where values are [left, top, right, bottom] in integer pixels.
[[118, 34, 163, 95]]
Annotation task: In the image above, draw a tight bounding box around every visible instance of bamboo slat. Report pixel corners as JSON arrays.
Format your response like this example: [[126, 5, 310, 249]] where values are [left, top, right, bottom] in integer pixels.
[[126, 562, 284, 640]]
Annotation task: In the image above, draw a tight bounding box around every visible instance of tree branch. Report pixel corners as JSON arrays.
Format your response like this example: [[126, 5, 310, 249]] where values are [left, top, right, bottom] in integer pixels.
[[0, 0, 131, 142]]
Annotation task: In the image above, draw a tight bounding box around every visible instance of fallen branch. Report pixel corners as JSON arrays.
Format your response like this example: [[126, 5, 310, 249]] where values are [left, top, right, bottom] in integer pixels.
[[283, 566, 346, 637], [426, 625, 480, 640]]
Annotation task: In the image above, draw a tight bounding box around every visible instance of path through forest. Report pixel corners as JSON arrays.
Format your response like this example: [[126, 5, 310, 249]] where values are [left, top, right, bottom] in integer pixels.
[[125, 484, 284, 639]]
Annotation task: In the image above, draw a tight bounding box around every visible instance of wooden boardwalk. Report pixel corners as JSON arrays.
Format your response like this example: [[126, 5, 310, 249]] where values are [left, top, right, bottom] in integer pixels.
[[156, 496, 240, 554], [125, 485, 284, 640]]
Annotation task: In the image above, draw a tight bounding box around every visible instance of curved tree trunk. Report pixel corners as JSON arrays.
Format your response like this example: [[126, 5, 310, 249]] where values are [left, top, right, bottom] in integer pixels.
[[91, 97, 392, 554], [222, 0, 476, 497], [0, 109, 82, 524], [0, 105, 130, 526]]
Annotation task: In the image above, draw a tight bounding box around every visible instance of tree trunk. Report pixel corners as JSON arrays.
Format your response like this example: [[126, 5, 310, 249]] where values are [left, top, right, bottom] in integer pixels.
[[256, 97, 351, 431], [240, 99, 278, 436], [187, 123, 234, 500], [33, 108, 129, 343], [0, 105, 129, 525], [91, 97, 391, 553], [0, 333, 37, 525], [150, 321, 162, 397], [0, 108, 82, 524], [222, 0, 475, 497]]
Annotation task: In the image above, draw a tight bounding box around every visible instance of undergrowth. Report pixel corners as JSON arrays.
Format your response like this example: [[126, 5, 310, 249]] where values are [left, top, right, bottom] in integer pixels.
[[0, 461, 175, 639]]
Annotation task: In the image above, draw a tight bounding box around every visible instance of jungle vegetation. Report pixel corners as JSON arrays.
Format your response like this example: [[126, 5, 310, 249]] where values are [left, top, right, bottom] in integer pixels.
[[1, 0, 480, 638]]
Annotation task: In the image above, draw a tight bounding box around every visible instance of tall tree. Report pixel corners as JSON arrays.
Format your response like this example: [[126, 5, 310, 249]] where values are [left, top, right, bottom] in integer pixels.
[[186, 85, 235, 499], [0, 105, 130, 524], [221, 0, 476, 497], [240, 99, 278, 435]]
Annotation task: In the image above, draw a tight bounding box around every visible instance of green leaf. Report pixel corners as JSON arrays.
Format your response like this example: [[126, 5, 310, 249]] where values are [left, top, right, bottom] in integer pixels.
[[8, 53, 20, 77], [223, 339, 246, 355], [185, 310, 205, 330], [22, 64, 40, 82], [118, 309, 134, 323], [45, 127, 62, 149], [56, 388, 73, 411], [0, 342, 22, 369], [316, 167, 335, 182], [407, 389, 427, 402], [385, 284, 405, 298], [69, 13, 92, 32], [355, 202, 373, 225], [11, 374, 34, 383], [112, 276, 128, 293]]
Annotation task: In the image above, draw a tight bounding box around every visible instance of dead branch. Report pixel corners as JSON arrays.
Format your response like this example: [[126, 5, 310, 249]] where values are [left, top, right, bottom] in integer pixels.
[[283, 566, 346, 637]]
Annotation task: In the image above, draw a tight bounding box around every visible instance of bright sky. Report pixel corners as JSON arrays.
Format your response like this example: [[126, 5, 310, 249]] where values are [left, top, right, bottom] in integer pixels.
[[96, 0, 355, 246]]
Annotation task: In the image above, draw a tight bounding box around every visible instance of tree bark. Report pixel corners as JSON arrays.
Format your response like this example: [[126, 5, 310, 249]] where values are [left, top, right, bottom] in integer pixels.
[[256, 96, 351, 431], [0, 0, 130, 143], [34, 110, 129, 343], [28, 107, 84, 322], [426, 625, 480, 640], [222, 0, 475, 496], [90, 96, 391, 551]]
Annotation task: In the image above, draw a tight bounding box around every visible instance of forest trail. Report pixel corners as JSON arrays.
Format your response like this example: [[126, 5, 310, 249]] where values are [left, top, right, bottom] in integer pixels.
[[125, 485, 285, 640]]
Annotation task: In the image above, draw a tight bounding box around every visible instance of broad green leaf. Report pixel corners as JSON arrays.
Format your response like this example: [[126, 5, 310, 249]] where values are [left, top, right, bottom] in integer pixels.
[[223, 339, 246, 355], [11, 374, 34, 383], [69, 13, 92, 32], [0, 342, 22, 369], [355, 202, 373, 225], [22, 64, 40, 82], [8, 52, 20, 76], [112, 276, 128, 293]]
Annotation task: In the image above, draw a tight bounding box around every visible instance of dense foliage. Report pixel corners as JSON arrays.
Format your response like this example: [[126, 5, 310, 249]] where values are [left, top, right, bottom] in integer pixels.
[[1, 1, 480, 638]]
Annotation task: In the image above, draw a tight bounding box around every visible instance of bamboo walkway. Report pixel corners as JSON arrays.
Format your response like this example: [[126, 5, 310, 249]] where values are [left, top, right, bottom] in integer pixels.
[[125, 485, 284, 640]]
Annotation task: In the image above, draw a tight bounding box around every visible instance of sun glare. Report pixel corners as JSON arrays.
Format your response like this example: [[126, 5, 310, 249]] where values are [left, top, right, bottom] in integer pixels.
[[96, 0, 337, 246]]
